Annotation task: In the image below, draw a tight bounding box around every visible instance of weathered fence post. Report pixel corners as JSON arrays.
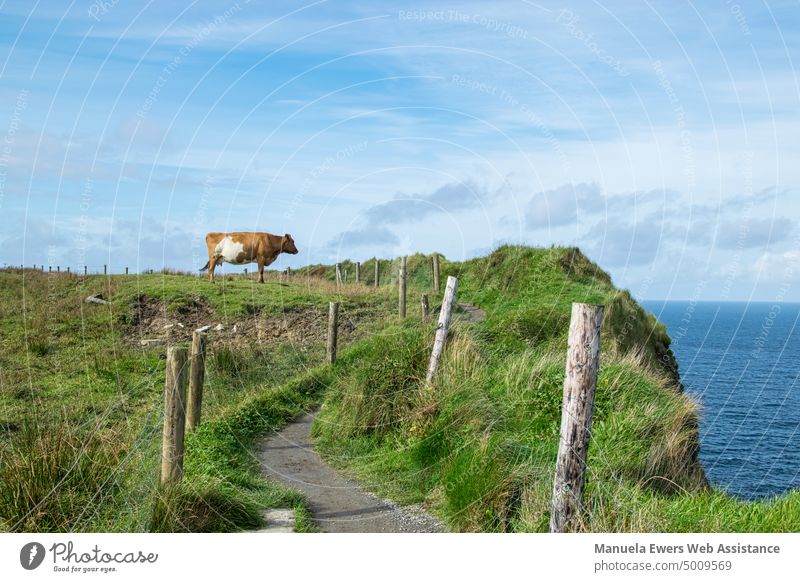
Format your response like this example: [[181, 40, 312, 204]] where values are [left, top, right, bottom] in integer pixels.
[[355, 262, 361, 283], [287, 266, 292, 277], [433, 253, 441, 294], [244, 268, 248, 277], [425, 276, 458, 383], [48, 266, 52, 273], [549, 303, 604, 533], [104, 265, 107, 276], [186, 332, 207, 432], [57, 266, 60, 272], [421, 293, 430, 321], [125, 266, 129, 275], [335, 263, 342, 287], [327, 302, 339, 364], [66, 267, 70, 273], [374, 259, 380, 287], [161, 346, 188, 485], [84, 265, 87, 275], [399, 256, 407, 318]]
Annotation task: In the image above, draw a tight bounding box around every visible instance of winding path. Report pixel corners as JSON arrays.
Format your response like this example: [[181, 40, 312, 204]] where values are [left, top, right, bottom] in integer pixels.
[[256, 413, 444, 533], [255, 302, 485, 532]]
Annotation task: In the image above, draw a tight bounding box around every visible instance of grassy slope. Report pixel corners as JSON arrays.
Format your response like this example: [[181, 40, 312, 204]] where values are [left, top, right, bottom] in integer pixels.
[[3, 247, 798, 533], [0, 269, 391, 532], [312, 245, 800, 532]]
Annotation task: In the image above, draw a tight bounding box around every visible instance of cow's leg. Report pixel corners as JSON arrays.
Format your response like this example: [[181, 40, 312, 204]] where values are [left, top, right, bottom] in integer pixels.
[[208, 253, 219, 283], [257, 259, 265, 283]]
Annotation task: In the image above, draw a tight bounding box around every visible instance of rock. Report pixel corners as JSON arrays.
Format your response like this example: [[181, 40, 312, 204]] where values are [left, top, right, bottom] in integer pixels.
[[85, 293, 109, 305], [140, 338, 164, 347], [196, 325, 211, 333], [233, 324, 238, 333], [176, 322, 184, 328], [163, 324, 174, 329], [214, 323, 224, 331]]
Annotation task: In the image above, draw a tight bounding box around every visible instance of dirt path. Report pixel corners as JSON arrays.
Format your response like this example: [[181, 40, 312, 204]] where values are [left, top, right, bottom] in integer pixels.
[[256, 413, 445, 533]]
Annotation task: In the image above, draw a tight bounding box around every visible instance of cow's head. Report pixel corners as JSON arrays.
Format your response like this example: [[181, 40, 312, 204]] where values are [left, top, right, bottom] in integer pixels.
[[281, 233, 299, 255]]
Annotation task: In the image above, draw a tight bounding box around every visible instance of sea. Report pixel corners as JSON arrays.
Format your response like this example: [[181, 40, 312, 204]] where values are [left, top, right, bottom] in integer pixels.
[[643, 300, 800, 499]]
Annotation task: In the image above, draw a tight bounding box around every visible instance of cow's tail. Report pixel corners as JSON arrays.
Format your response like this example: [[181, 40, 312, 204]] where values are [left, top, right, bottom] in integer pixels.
[[199, 261, 209, 272]]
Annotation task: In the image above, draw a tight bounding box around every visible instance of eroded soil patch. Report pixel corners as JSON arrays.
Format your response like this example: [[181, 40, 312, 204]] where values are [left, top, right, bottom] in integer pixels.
[[127, 295, 364, 349]]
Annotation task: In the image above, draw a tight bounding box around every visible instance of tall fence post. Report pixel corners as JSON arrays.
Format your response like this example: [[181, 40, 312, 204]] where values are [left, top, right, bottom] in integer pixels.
[[355, 262, 361, 283], [399, 256, 407, 318], [421, 293, 430, 321], [287, 266, 292, 277], [425, 276, 458, 384], [335, 263, 342, 287], [84, 265, 87, 275], [186, 332, 207, 432], [161, 346, 188, 485], [104, 265, 107, 276], [550, 303, 604, 533], [374, 259, 380, 287], [66, 267, 70, 273], [125, 266, 128, 275], [433, 253, 441, 294], [327, 302, 339, 364]]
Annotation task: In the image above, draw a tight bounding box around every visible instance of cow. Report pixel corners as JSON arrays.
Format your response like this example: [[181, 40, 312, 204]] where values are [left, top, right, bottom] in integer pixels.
[[200, 232, 299, 283]]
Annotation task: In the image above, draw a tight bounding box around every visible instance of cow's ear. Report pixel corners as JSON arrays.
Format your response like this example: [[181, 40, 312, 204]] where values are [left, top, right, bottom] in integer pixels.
[[284, 233, 290, 239]]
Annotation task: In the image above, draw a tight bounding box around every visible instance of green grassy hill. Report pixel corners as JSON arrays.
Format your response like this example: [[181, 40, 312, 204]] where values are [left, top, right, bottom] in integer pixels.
[[311, 246, 800, 532], [0, 269, 393, 532], [1, 246, 798, 532]]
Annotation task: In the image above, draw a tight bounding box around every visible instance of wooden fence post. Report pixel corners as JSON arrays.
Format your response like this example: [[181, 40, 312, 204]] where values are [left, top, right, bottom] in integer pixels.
[[433, 253, 441, 294], [66, 267, 70, 273], [84, 265, 87, 275], [327, 302, 339, 364], [399, 256, 407, 318], [287, 267, 292, 277], [104, 265, 107, 276], [549, 303, 604, 533], [335, 263, 342, 287], [161, 346, 188, 485], [425, 276, 458, 384], [355, 262, 361, 283], [186, 332, 207, 432], [374, 259, 380, 287], [421, 293, 430, 321]]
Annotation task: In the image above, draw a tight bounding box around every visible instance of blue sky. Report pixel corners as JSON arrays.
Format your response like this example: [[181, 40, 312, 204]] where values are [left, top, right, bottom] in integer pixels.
[[1, 1, 799, 300]]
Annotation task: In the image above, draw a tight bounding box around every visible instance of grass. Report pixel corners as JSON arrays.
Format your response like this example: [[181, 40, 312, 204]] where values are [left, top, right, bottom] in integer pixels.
[[0, 267, 393, 531], [311, 245, 800, 532], [3, 245, 799, 533]]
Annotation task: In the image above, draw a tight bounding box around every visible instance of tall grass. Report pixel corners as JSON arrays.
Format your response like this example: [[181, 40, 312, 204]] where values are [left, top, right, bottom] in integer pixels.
[[312, 245, 800, 532], [0, 420, 124, 531]]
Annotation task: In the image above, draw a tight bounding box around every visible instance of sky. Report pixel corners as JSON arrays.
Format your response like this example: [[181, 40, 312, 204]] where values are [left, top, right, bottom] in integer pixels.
[[0, 0, 799, 301]]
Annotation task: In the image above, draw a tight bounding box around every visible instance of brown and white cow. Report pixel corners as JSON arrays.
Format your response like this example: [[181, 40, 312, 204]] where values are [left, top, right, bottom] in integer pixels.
[[200, 232, 299, 283]]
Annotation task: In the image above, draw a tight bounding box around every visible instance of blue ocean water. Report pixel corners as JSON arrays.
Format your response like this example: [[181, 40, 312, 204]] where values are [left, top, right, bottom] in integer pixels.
[[643, 301, 800, 499]]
